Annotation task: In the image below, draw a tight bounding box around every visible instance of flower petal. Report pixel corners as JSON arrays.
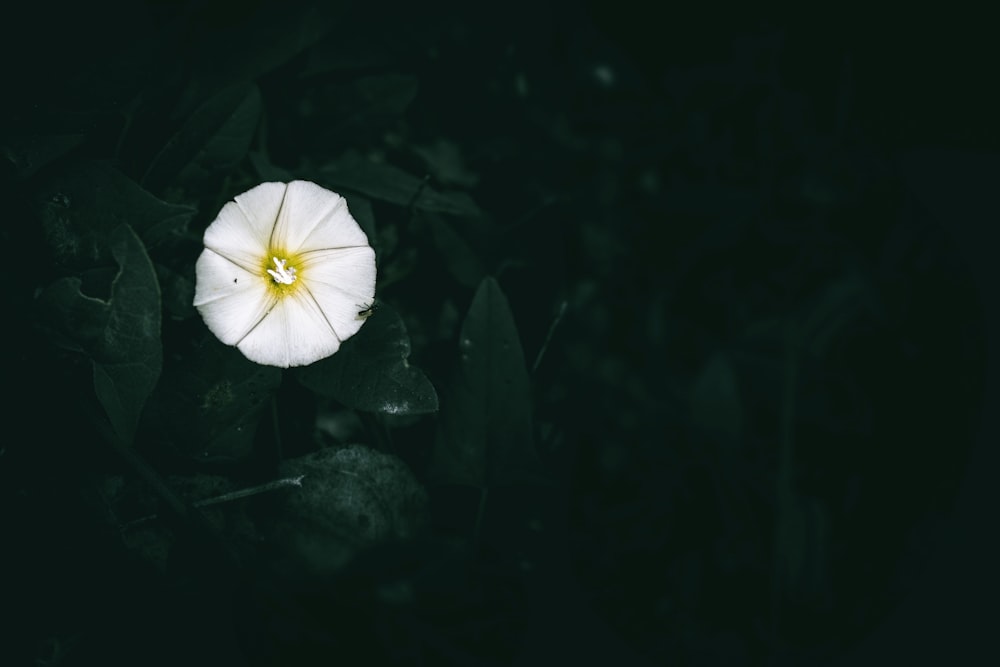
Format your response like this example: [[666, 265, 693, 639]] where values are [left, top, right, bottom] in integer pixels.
[[299, 246, 377, 342], [193, 249, 276, 345], [300, 246, 377, 299], [236, 289, 342, 368], [272, 180, 370, 254], [203, 182, 287, 270]]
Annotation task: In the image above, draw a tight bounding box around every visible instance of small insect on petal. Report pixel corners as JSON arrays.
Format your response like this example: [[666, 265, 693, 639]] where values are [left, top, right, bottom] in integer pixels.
[[356, 301, 377, 320]]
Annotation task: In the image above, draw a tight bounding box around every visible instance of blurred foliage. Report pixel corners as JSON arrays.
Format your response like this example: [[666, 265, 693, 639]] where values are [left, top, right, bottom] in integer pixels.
[[2, 2, 991, 666]]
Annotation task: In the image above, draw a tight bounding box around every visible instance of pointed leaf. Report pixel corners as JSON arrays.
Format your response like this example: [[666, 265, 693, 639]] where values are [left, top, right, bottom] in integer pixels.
[[143, 84, 262, 191], [296, 304, 438, 415], [321, 151, 481, 217], [35, 161, 195, 268], [430, 277, 539, 488], [36, 225, 162, 445]]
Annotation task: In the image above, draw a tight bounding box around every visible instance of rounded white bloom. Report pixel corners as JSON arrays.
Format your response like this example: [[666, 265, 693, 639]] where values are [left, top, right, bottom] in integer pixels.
[[194, 181, 376, 368]]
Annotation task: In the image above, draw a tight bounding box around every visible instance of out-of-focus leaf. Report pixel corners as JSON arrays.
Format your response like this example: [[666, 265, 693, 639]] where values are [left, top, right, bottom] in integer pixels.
[[106, 472, 264, 573], [2, 133, 87, 180], [429, 215, 486, 287], [35, 161, 195, 268], [297, 304, 438, 415], [312, 74, 419, 138], [142, 337, 281, 463], [143, 84, 261, 192], [267, 445, 428, 578], [36, 226, 162, 446], [321, 151, 481, 217], [412, 139, 480, 188], [798, 268, 871, 358], [743, 268, 875, 359], [691, 352, 743, 449], [430, 277, 540, 488], [177, 3, 339, 111]]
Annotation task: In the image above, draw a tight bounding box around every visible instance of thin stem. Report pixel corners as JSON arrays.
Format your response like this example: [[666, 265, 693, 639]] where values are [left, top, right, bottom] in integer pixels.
[[120, 475, 306, 531], [532, 300, 568, 374], [406, 174, 431, 215]]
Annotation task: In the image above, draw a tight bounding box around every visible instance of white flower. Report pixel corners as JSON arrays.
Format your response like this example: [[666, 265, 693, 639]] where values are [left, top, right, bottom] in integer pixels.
[[194, 181, 376, 368]]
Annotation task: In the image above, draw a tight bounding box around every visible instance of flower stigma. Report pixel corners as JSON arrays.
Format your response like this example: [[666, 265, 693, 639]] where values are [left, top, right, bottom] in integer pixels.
[[267, 256, 297, 285]]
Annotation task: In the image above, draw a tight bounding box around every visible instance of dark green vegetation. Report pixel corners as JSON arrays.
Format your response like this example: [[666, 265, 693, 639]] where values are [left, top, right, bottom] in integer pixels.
[[2, 2, 995, 666]]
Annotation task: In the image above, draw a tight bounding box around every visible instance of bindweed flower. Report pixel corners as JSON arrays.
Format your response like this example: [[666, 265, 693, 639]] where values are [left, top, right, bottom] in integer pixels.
[[194, 181, 376, 368]]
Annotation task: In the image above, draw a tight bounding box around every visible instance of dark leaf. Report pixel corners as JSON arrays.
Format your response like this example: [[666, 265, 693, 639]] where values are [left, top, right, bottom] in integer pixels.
[[321, 151, 481, 217], [430, 277, 540, 488], [36, 225, 162, 446], [156, 262, 196, 321], [176, 3, 339, 110], [297, 304, 438, 415], [142, 337, 281, 464], [412, 138, 480, 188], [35, 161, 195, 269], [268, 445, 428, 578], [143, 84, 262, 192]]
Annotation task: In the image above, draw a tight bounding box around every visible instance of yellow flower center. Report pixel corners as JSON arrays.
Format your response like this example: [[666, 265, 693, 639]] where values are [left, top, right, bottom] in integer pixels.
[[263, 251, 304, 296], [267, 256, 297, 284]]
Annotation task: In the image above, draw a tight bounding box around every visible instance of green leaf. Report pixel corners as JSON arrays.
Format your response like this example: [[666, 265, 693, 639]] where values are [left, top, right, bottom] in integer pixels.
[[142, 337, 281, 463], [35, 161, 196, 269], [143, 84, 262, 192], [296, 304, 438, 415], [36, 225, 162, 446], [430, 277, 540, 488], [267, 445, 428, 578], [321, 151, 481, 217]]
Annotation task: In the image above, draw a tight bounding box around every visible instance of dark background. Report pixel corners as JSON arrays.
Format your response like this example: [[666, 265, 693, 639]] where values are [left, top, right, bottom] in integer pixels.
[[3, 2, 997, 665]]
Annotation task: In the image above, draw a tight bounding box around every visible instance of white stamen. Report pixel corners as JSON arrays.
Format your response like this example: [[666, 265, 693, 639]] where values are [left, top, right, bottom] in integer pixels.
[[267, 256, 297, 285]]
